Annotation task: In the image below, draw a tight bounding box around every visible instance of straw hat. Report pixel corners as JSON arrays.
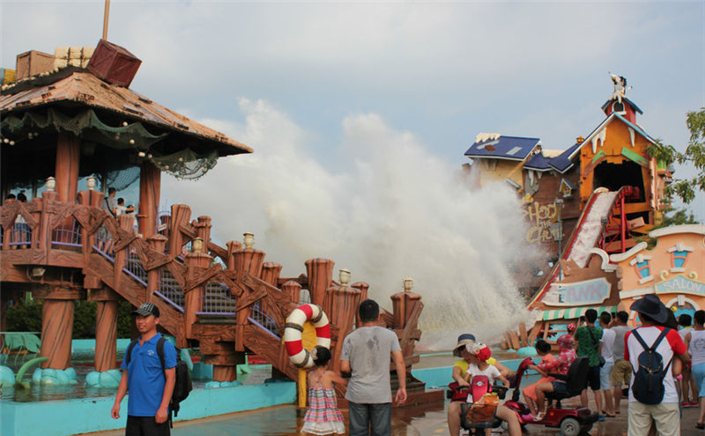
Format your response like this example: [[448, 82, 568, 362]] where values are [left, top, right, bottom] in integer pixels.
[[452, 333, 476, 356]]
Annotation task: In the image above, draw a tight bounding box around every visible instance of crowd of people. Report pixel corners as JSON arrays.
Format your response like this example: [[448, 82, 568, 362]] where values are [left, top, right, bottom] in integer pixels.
[[106, 287, 702, 436]]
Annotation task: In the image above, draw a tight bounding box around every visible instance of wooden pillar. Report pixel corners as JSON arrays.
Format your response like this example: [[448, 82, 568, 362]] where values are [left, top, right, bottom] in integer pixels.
[[91, 288, 121, 372], [351, 281, 370, 303], [213, 365, 238, 382], [39, 190, 58, 251], [147, 234, 168, 303], [233, 246, 266, 352], [40, 296, 75, 370], [77, 189, 105, 276], [225, 241, 243, 270], [305, 258, 335, 307], [282, 280, 302, 305], [167, 204, 191, 258], [138, 161, 161, 238], [55, 134, 80, 203], [323, 272, 361, 374], [183, 252, 211, 340], [261, 262, 282, 286]]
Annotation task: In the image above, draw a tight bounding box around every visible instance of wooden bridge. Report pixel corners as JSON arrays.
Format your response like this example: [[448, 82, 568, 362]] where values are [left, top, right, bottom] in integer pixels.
[[0, 188, 431, 401]]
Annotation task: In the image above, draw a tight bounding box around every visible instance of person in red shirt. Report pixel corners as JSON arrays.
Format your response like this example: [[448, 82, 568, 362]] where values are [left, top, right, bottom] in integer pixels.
[[625, 295, 690, 436], [531, 334, 577, 421]]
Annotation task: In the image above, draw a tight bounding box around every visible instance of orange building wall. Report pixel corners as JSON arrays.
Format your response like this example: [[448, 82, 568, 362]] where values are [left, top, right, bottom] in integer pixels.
[[578, 120, 655, 217], [612, 225, 705, 324]]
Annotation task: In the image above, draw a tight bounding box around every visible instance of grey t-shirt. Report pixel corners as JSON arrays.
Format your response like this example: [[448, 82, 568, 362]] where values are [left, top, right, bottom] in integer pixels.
[[611, 325, 633, 361], [341, 326, 401, 404]]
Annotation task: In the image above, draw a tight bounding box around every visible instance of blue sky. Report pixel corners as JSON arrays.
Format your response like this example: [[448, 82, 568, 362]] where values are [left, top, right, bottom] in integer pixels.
[[3, 1, 704, 342]]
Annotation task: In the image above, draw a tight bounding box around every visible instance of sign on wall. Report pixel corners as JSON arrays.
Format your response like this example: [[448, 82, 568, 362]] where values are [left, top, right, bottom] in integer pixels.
[[655, 275, 705, 296], [553, 278, 612, 306]]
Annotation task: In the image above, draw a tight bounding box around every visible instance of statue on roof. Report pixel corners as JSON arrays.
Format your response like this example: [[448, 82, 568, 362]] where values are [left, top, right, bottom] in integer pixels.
[[609, 73, 631, 102]]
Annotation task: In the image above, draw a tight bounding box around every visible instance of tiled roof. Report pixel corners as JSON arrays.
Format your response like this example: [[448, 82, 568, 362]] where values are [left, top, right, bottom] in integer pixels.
[[464, 135, 540, 161]]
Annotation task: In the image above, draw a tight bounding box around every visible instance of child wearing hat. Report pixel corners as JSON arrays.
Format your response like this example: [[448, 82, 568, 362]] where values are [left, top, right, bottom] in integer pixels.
[[447, 342, 521, 436], [452, 334, 514, 389]]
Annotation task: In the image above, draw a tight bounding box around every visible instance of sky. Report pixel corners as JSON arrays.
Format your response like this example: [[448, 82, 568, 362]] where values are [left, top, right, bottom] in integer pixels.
[[2, 1, 704, 346]]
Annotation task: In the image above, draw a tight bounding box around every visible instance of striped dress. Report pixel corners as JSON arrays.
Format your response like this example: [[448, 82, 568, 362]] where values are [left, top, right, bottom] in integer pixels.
[[301, 372, 345, 435]]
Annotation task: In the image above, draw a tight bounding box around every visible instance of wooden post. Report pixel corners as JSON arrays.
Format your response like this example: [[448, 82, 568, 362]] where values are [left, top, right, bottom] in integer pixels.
[[40, 293, 75, 370], [138, 161, 161, 238], [77, 189, 105, 268], [183, 252, 211, 340], [167, 204, 191, 257], [147, 234, 168, 303], [351, 281, 369, 302], [233, 246, 266, 352], [91, 288, 120, 372], [261, 262, 283, 286], [194, 216, 212, 249], [282, 280, 302, 305], [322, 282, 361, 374], [39, 190, 58, 252], [305, 258, 335, 307], [55, 134, 80, 203], [225, 241, 243, 270]]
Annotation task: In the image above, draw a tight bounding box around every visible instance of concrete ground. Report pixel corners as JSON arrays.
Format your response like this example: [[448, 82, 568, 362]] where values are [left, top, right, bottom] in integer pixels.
[[91, 396, 703, 436]]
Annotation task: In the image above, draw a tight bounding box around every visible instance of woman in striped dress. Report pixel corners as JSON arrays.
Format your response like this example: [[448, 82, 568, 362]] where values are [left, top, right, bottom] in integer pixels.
[[301, 346, 347, 435]]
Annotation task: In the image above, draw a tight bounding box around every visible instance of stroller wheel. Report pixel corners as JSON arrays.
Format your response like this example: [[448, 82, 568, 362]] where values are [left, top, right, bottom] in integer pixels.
[[559, 417, 581, 436]]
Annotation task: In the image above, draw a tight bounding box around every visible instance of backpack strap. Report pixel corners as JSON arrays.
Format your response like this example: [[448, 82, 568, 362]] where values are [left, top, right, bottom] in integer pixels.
[[157, 336, 166, 372], [631, 327, 674, 375], [104, 198, 117, 218], [124, 338, 139, 366]]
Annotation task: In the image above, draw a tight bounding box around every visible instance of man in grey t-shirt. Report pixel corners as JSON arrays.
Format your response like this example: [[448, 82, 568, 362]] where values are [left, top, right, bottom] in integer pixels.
[[609, 311, 633, 414], [341, 299, 407, 436]]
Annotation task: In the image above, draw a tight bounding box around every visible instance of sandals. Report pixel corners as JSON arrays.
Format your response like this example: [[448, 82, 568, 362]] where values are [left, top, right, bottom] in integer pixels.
[[533, 412, 545, 422], [696, 422, 705, 430]]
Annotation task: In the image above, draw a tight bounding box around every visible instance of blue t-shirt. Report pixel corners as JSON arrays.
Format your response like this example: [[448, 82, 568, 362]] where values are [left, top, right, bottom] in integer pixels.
[[121, 333, 177, 416]]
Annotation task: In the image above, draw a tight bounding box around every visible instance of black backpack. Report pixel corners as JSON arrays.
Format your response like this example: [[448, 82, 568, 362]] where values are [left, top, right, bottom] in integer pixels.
[[125, 337, 193, 422], [630, 328, 674, 405]]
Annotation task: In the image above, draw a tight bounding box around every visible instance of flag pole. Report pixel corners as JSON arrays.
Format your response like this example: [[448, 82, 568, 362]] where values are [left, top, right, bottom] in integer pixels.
[[102, 0, 111, 40]]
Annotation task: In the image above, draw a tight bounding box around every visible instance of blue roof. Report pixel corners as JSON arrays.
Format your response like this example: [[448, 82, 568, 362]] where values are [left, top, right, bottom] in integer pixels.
[[465, 135, 541, 160], [601, 96, 643, 115], [548, 143, 581, 173], [523, 152, 552, 171]]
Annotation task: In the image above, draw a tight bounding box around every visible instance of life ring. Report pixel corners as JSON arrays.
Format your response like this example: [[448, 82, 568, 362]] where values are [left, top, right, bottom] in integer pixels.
[[284, 304, 331, 368]]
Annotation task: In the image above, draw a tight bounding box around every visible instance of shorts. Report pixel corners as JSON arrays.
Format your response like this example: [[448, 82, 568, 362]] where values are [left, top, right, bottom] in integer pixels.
[[610, 359, 632, 387], [584, 365, 601, 391], [693, 362, 705, 398], [126, 415, 170, 436], [551, 381, 569, 394], [599, 360, 614, 391]]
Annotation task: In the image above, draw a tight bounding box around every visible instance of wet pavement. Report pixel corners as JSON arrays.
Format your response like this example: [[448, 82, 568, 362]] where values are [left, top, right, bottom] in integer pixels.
[[90, 396, 703, 436]]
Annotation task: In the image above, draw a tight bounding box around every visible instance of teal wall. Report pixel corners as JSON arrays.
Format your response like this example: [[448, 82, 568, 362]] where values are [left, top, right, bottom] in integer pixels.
[[1, 381, 296, 436]]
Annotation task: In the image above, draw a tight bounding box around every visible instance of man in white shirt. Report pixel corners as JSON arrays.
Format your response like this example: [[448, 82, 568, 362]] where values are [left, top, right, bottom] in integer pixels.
[[599, 311, 616, 416]]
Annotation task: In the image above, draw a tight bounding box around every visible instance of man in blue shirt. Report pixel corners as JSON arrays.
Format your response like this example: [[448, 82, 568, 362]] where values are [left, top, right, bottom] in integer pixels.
[[111, 303, 177, 436]]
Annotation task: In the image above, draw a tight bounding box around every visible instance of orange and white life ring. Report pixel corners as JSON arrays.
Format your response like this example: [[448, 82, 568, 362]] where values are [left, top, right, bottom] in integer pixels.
[[284, 304, 331, 368]]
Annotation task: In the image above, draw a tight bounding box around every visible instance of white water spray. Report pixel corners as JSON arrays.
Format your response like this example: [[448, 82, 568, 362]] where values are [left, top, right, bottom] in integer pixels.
[[164, 98, 542, 349]]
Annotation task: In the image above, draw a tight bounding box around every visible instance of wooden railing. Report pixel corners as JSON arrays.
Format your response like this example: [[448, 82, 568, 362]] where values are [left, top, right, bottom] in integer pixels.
[[1, 190, 424, 383]]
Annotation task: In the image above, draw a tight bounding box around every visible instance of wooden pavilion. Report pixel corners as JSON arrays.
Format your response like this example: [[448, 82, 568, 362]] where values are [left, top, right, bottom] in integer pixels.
[[0, 40, 436, 405]]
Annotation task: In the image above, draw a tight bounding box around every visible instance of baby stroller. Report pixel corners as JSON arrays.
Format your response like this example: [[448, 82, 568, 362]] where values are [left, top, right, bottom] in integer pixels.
[[502, 356, 599, 436]]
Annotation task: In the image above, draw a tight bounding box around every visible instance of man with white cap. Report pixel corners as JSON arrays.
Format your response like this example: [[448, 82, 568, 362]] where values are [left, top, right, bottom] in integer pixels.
[[111, 303, 177, 436]]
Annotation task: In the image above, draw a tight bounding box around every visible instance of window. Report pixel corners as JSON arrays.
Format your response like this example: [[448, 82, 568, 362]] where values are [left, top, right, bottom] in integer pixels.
[[667, 243, 693, 272], [630, 254, 653, 284]]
